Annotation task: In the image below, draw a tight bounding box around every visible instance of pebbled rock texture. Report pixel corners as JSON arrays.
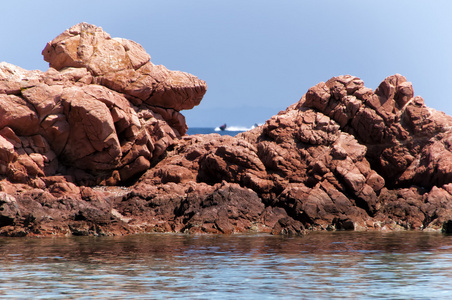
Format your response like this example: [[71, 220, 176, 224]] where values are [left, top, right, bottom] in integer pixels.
[[1, 24, 452, 237]]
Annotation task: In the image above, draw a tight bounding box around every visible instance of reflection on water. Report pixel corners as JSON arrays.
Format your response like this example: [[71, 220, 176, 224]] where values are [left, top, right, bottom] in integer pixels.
[[1, 232, 452, 299]]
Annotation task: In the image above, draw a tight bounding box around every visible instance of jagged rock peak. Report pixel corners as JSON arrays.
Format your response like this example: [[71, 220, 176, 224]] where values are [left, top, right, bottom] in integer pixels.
[[42, 22, 207, 111], [0, 23, 208, 189], [42, 22, 150, 74]]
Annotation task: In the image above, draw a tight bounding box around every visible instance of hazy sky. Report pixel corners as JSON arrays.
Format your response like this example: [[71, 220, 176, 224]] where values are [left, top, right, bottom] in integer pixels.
[[1, 1, 452, 127]]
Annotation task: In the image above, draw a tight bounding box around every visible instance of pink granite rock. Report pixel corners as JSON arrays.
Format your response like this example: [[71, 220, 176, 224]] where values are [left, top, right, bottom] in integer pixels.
[[43, 22, 206, 111], [3, 23, 452, 237], [0, 23, 206, 189]]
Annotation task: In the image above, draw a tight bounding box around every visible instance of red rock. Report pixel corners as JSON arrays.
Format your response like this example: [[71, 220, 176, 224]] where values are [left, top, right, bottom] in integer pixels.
[[0, 135, 17, 174], [43, 23, 206, 112], [0, 63, 25, 94], [0, 63, 45, 95], [61, 87, 122, 170], [42, 23, 145, 75], [21, 84, 64, 121], [48, 181, 81, 198], [0, 22, 208, 194], [0, 192, 20, 227], [119, 155, 151, 183], [3, 23, 452, 237], [0, 94, 39, 136], [179, 182, 266, 234], [305, 82, 331, 111], [157, 165, 196, 184], [271, 217, 306, 235]]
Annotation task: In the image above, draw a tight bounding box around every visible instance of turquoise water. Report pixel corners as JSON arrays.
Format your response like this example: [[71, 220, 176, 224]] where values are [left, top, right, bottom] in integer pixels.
[[1, 232, 452, 299]]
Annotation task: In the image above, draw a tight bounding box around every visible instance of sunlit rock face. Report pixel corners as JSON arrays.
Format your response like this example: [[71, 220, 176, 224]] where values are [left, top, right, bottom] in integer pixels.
[[2, 23, 452, 237], [134, 74, 452, 234], [0, 22, 207, 188], [42, 23, 206, 111]]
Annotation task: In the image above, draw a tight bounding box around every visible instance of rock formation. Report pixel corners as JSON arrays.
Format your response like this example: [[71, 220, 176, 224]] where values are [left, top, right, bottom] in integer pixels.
[[1, 23, 452, 237], [0, 22, 206, 189], [117, 74, 452, 235]]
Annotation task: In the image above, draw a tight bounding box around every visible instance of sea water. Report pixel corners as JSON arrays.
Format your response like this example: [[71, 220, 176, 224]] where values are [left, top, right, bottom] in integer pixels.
[[13, 127, 446, 299], [4, 128, 451, 299], [187, 126, 253, 136], [1, 231, 452, 299], [175, 128, 452, 299]]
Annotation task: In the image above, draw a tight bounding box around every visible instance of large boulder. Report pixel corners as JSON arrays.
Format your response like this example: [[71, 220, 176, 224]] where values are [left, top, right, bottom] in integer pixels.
[[42, 22, 206, 111], [0, 23, 207, 187]]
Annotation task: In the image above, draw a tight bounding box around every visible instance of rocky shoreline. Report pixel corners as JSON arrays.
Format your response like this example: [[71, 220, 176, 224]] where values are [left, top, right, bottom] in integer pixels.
[[1, 23, 452, 237]]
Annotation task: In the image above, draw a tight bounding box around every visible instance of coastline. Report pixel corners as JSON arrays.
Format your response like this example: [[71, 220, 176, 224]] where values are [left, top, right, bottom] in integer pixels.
[[0, 23, 452, 237]]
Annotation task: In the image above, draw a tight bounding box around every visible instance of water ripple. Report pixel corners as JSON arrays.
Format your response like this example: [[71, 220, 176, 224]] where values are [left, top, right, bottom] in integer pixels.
[[0, 232, 451, 299]]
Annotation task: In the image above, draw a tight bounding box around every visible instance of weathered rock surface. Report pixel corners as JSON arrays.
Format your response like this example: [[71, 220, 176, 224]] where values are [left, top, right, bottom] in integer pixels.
[[1, 23, 452, 237], [0, 23, 206, 190], [42, 23, 205, 111], [128, 74, 452, 235]]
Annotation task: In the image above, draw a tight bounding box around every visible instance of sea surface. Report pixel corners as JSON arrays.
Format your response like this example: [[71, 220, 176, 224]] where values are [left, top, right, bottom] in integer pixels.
[[187, 126, 253, 136], [1, 231, 452, 299]]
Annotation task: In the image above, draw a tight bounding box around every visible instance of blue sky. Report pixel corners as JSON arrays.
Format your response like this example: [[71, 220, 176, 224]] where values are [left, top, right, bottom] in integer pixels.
[[1, 1, 452, 127]]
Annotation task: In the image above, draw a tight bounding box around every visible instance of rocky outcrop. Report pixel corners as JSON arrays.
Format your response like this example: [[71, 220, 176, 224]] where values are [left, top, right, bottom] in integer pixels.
[[1, 23, 452, 237], [127, 74, 452, 234], [42, 23, 205, 111], [0, 23, 206, 190]]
